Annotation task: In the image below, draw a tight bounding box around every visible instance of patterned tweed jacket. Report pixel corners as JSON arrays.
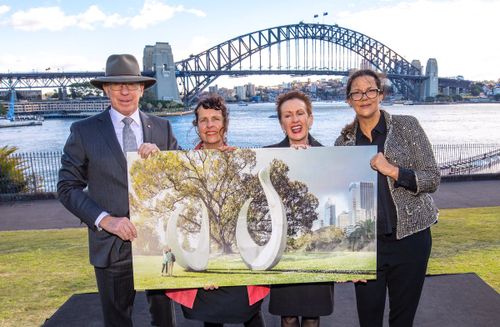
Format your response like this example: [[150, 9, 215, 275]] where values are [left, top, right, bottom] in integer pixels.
[[335, 110, 440, 240]]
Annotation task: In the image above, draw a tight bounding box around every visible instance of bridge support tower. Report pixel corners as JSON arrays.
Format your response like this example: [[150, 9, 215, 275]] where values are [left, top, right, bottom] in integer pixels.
[[143, 42, 180, 102], [424, 58, 439, 99]]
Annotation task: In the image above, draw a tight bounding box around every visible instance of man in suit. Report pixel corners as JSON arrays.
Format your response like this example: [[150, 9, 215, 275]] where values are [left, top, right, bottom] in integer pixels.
[[58, 54, 178, 327]]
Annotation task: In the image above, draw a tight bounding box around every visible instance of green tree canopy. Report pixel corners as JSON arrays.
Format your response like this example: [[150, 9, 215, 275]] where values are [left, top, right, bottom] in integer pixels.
[[129, 150, 320, 254]]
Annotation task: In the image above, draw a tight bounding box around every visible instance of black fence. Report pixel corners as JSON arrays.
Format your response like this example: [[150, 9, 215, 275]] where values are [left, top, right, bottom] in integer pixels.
[[1, 144, 499, 195]]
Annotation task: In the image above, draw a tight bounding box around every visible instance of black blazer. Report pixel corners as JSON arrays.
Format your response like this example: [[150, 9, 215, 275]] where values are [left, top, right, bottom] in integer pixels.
[[58, 109, 179, 267], [265, 134, 323, 148]]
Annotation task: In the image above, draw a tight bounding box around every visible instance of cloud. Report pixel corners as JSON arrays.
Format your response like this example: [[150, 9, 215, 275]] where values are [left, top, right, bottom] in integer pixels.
[[129, 1, 206, 29], [5, 1, 206, 31], [335, 0, 500, 80], [9, 7, 76, 31], [0, 5, 10, 15]]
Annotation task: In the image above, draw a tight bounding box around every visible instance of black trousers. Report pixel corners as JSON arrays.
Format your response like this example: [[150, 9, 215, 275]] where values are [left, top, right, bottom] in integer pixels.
[[355, 228, 432, 327], [94, 242, 175, 327]]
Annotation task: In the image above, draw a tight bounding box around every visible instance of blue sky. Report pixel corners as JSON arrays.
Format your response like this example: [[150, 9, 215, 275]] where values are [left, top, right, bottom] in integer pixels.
[[0, 0, 499, 87]]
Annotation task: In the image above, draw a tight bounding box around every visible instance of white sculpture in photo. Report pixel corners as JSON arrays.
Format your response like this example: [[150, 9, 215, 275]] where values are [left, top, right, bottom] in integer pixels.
[[166, 202, 210, 271], [236, 166, 288, 270]]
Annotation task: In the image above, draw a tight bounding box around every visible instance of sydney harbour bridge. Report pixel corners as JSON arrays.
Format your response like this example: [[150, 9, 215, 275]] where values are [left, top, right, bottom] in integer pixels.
[[0, 22, 468, 106]]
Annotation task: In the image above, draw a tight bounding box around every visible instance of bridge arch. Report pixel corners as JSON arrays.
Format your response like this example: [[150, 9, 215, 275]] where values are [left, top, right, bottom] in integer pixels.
[[176, 22, 424, 105]]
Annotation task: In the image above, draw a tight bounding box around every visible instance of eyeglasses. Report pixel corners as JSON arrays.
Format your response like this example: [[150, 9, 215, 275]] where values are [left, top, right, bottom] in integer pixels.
[[107, 83, 141, 91], [348, 88, 380, 101]]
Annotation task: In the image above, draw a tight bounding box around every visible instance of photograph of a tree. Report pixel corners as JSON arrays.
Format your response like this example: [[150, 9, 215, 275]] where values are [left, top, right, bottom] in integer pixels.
[[129, 149, 318, 255], [128, 146, 378, 289]]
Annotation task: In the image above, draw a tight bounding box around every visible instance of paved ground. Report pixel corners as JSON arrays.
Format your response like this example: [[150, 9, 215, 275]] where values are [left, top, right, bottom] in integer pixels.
[[1, 180, 500, 231]]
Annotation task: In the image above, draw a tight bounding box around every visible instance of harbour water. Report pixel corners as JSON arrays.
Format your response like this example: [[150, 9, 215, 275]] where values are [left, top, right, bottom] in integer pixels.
[[1, 102, 499, 153]]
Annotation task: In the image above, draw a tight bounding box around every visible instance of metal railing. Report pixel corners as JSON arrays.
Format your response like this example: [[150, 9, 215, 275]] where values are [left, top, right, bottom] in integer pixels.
[[1, 144, 499, 195]]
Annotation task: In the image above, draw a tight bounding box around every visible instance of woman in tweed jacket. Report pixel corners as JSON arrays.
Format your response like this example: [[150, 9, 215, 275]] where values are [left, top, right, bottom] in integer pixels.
[[335, 69, 440, 327]]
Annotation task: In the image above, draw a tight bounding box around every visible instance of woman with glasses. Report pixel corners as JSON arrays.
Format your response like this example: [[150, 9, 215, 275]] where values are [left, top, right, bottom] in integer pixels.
[[165, 94, 269, 327], [335, 69, 440, 327], [266, 90, 334, 327]]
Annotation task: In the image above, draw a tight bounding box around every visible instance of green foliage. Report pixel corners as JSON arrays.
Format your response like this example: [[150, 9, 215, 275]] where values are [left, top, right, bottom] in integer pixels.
[[68, 82, 102, 98], [140, 99, 184, 112], [130, 149, 257, 254], [470, 83, 483, 96], [0, 146, 28, 193], [244, 159, 320, 242], [290, 226, 345, 252], [347, 219, 376, 251], [494, 94, 500, 101], [424, 96, 435, 102]]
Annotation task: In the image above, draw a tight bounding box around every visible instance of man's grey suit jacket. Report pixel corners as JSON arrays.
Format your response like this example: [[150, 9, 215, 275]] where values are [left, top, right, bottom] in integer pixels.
[[58, 109, 179, 268]]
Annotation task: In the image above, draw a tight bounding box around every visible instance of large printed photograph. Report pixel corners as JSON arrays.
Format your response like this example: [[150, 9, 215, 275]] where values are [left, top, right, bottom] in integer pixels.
[[128, 146, 377, 290]]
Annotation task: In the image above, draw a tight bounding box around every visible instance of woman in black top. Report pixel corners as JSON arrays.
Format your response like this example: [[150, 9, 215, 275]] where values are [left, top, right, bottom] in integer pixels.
[[266, 90, 334, 327], [335, 69, 439, 327]]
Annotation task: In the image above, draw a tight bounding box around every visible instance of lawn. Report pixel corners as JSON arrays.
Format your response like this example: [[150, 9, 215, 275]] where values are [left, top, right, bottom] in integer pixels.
[[134, 251, 376, 290], [0, 206, 499, 326]]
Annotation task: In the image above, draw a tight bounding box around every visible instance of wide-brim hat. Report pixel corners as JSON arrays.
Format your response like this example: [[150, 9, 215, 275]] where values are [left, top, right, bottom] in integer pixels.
[[90, 54, 156, 90]]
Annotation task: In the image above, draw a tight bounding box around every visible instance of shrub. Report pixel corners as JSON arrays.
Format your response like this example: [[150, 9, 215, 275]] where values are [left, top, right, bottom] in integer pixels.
[[0, 146, 28, 193]]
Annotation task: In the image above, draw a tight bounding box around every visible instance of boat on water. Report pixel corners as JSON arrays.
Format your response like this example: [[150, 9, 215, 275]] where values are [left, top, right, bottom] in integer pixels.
[[0, 117, 43, 128], [238, 101, 248, 106], [403, 100, 414, 105]]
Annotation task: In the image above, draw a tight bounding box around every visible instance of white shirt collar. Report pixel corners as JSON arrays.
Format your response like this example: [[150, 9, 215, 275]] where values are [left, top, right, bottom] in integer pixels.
[[109, 107, 142, 127]]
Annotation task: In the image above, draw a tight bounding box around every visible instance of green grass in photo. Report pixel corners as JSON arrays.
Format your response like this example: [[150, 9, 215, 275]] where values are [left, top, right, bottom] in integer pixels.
[[133, 251, 376, 290]]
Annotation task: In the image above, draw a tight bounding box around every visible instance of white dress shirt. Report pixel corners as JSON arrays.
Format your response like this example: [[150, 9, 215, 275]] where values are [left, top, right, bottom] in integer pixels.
[[95, 107, 143, 229]]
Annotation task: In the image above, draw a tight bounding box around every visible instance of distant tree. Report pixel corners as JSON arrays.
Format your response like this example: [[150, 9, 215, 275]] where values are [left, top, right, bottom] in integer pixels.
[[424, 96, 435, 102], [68, 82, 103, 98], [347, 219, 375, 251], [304, 226, 344, 252], [0, 103, 6, 116], [494, 94, 500, 101], [470, 83, 483, 96], [244, 159, 320, 243]]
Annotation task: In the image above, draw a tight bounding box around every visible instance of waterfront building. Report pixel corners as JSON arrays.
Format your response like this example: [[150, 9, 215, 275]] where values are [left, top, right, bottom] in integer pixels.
[[235, 85, 247, 100], [246, 83, 256, 97]]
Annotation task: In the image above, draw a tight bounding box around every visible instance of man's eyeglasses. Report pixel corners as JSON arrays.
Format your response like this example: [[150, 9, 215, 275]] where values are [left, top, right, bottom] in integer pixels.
[[108, 83, 141, 91], [348, 88, 380, 101]]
